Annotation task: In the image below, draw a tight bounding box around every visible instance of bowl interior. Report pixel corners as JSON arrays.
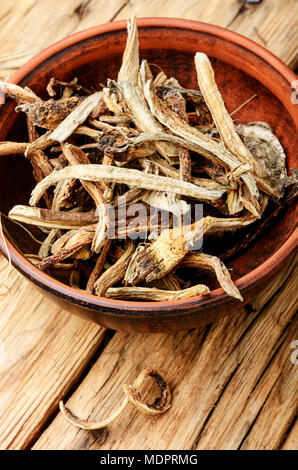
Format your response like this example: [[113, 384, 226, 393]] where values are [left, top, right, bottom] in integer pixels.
[[0, 22, 297, 296]]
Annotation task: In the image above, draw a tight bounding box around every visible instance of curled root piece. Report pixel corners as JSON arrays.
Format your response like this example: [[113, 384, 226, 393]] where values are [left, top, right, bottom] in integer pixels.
[[123, 368, 172, 415], [59, 368, 171, 430]]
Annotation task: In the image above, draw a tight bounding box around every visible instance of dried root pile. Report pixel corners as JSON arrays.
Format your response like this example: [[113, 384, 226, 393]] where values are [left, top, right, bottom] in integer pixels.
[[1, 16, 296, 303]]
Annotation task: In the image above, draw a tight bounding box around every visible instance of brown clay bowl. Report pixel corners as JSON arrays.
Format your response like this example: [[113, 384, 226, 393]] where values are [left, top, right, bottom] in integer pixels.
[[0, 18, 297, 332]]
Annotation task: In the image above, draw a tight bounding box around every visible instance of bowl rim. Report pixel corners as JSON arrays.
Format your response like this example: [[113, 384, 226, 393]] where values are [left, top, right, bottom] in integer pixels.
[[0, 17, 297, 315]]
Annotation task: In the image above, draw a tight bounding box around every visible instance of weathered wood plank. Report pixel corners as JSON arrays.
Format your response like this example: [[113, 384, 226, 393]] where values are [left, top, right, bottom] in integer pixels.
[[0, 0, 297, 82], [32, 256, 297, 450], [196, 300, 298, 449], [239, 321, 297, 450], [0, 0, 128, 80], [0, 0, 296, 451], [0, 257, 106, 449]]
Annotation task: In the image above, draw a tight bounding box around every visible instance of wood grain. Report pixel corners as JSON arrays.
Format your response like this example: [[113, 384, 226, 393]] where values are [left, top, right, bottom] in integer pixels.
[[0, 257, 107, 450], [33, 256, 297, 450], [0, 0, 297, 451], [196, 283, 298, 450], [0, 0, 125, 451]]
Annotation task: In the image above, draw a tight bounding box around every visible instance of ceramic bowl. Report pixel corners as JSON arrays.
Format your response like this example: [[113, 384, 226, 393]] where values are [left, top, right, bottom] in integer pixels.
[[0, 18, 297, 332]]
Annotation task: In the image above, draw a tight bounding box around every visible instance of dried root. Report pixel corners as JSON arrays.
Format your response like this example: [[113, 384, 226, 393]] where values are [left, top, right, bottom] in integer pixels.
[[194, 53, 279, 200], [59, 368, 171, 430], [86, 239, 112, 294], [50, 92, 103, 142], [143, 79, 261, 217], [236, 122, 288, 197], [116, 15, 178, 159], [194, 54, 265, 177], [0, 80, 39, 104], [38, 228, 60, 259], [38, 225, 96, 270], [122, 368, 171, 414], [46, 77, 93, 97], [61, 143, 109, 253]]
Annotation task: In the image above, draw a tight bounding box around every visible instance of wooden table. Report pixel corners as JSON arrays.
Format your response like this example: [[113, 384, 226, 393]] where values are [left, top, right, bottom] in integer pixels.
[[0, 0, 297, 450]]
